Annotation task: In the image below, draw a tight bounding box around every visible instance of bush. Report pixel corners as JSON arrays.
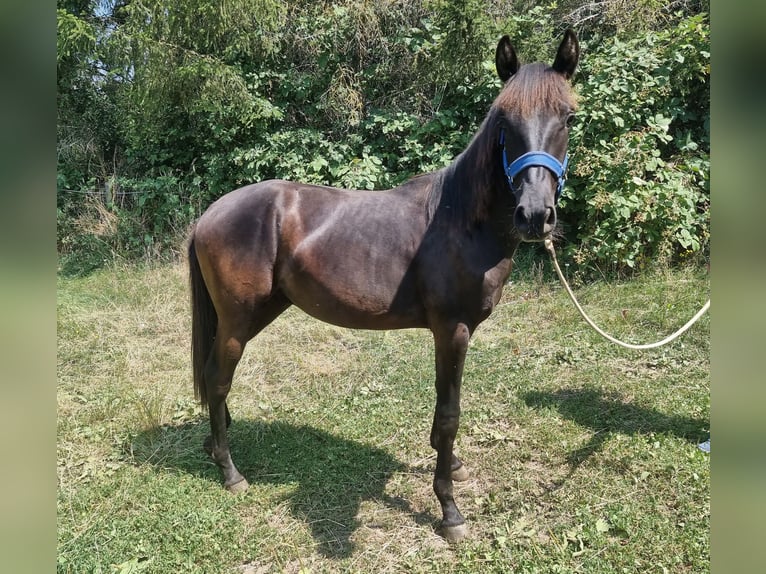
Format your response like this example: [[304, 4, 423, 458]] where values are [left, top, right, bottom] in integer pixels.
[[562, 14, 709, 275], [57, 2, 709, 277]]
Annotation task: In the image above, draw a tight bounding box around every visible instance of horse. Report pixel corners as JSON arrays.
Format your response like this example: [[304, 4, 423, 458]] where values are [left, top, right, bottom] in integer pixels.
[[188, 30, 579, 543]]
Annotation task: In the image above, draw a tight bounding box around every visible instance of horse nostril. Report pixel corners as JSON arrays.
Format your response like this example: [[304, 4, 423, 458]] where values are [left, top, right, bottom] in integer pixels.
[[514, 205, 529, 231], [545, 207, 556, 227]]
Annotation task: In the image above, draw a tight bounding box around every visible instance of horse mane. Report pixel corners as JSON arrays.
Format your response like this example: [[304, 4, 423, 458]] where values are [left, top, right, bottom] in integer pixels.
[[426, 62, 577, 228]]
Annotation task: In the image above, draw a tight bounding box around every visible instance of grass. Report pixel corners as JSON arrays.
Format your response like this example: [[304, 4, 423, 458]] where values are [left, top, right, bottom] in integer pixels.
[[57, 258, 709, 573]]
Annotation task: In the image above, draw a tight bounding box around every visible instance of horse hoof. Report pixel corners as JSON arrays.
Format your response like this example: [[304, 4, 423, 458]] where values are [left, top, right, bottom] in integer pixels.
[[441, 523, 469, 544], [225, 478, 249, 494], [452, 464, 470, 482]]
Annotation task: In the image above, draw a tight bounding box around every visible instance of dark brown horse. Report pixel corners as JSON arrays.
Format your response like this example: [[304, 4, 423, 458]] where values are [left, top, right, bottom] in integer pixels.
[[188, 30, 579, 542]]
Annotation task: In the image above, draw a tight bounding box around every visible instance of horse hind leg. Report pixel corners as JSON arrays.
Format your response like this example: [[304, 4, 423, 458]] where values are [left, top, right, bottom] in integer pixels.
[[203, 326, 250, 492], [430, 415, 470, 482], [204, 293, 292, 493]]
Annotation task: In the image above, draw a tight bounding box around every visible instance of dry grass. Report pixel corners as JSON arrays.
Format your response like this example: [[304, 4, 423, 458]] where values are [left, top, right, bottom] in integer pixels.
[[57, 260, 709, 573]]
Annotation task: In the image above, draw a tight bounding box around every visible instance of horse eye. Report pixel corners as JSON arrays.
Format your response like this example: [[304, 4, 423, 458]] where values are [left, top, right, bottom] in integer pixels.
[[565, 113, 576, 128]]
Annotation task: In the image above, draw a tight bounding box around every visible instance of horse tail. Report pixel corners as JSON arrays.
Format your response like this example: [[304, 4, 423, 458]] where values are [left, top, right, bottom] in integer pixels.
[[188, 233, 216, 410]]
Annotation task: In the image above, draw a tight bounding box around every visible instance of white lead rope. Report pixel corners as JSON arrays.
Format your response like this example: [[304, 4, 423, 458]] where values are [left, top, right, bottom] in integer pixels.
[[544, 238, 710, 350]]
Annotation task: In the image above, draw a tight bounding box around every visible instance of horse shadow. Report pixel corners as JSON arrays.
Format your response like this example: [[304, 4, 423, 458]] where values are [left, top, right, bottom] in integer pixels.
[[128, 418, 431, 558], [521, 387, 708, 476]]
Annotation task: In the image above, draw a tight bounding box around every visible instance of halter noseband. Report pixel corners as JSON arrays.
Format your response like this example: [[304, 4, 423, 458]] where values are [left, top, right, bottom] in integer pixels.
[[499, 129, 569, 202]]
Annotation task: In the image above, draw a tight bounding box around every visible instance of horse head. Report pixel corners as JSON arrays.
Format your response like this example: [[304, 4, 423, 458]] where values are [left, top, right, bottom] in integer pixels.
[[493, 30, 579, 242]]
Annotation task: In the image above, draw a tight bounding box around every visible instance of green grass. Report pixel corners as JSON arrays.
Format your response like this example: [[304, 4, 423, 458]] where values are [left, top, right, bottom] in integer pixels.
[[57, 260, 709, 573]]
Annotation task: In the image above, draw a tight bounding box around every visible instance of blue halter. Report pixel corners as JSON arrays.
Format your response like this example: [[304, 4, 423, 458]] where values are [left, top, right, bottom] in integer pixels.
[[499, 129, 569, 202]]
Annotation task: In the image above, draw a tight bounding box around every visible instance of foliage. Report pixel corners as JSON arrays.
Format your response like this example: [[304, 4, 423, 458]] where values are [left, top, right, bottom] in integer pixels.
[[57, 7, 96, 63], [57, 1, 118, 191], [57, 1, 709, 277], [555, 0, 709, 37], [564, 14, 709, 273]]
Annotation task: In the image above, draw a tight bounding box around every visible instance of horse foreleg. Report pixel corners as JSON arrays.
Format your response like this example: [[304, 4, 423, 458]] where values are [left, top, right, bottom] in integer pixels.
[[430, 322, 471, 543]]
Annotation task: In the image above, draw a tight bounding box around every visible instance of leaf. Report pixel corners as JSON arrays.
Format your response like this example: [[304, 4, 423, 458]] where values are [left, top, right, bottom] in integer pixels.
[[112, 557, 151, 573], [309, 157, 328, 172], [595, 518, 610, 533]]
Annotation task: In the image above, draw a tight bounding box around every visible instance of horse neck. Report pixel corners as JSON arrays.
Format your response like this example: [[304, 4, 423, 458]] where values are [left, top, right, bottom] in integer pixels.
[[437, 110, 511, 229]]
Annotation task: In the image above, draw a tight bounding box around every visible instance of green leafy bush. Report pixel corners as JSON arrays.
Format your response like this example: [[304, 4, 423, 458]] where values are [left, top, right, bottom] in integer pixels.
[[57, 2, 709, 277], [563, 14, 709, 274]]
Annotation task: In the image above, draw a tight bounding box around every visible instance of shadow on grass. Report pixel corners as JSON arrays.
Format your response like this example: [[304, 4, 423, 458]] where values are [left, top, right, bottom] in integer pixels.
[[522, 387, 709, 474], [130, 418, 421, 558]]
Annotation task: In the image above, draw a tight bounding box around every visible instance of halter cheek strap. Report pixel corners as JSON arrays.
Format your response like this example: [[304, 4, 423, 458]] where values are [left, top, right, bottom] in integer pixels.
[[499, 129, 569, 202]]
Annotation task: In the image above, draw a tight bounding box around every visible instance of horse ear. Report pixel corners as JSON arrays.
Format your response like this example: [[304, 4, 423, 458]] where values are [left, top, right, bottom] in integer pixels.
[[495, 35, 519, 83], [552, 29, 579, 80]]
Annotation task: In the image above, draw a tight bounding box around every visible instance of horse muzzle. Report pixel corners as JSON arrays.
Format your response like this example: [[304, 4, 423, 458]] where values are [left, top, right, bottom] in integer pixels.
[[499, 133, 568, 241], [513, 202, 557, 241]]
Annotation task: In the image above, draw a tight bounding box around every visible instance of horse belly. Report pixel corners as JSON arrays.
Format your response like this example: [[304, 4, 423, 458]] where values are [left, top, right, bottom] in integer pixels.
[[279, 246, 426, 330]]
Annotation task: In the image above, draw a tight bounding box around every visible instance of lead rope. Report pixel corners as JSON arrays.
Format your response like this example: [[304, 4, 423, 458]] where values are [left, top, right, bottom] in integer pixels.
[[543, 238, 710, 350]]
